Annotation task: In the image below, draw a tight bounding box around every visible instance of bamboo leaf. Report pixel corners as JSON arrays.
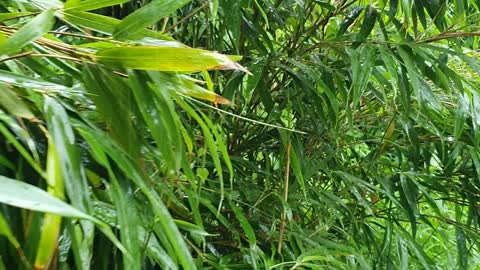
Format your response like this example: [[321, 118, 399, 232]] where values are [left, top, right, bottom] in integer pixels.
[[113, 0, 192, 39], [0, 176, 92, 220], [0, 12, 34, 22], [34, 138, 64, 269], [65, 0, 131, 11], [353, 5, 377, 48], [94, 46, 247, 73], [0, 85, 34, 119], [16, 0, 63, 9], [0, 9, 55, 56], [63, 10, 176, 41], [75, 123, 197, 269], [0, 69, 68, 91], [227, 196, 256, 247], [0, 211, 20, 248]]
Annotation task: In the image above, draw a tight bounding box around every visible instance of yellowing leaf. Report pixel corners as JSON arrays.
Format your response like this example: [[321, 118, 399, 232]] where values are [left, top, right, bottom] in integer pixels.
[[94, 46, 248, 73]]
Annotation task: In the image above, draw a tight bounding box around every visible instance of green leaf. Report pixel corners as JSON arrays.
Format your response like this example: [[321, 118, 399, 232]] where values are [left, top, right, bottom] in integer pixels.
[[34, 214, 62, 268], [396, 225, 434, 269], [0, 120, 45, 178], [16, 0, 63, 9], [63, 10, 176, 41], [107, 178, 142, 270], [165, 74, 231, 104], [227, 196, 256, 247], [399, 174, 419, 236], [351, 45, 375, 110], [113, 0, 192, 39], [0, 85, 34, 119], [0, 69, 68, 91], [0, 211, 20, 248], [44, 96, 91, 214], [221, 0, 242, 49], [0, 12, 34, 22], [129, 70, 182, 171], [43, 96, 97, 269], [95, 46, 246, 73], [338, 6, 363, 36], [0, 9, 55, 56], [174, 219, 213, 236], [0, 175, 92, 220], [353, 5, 377, 48], [75, 123, 197, 270], [65, 0, 131, 11], [35, 138, 64, 268]]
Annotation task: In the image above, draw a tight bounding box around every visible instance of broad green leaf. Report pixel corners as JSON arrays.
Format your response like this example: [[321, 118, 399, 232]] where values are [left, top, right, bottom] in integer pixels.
[[82, 65, 142, 159], [63, 10, 119, 35], [113, 0, 192, 38], [0, 176, 92, 219], [399, 174, 419, 236], [0, 85, 34, 119], [0, 9, 55, 56], [94, 46, 246, 73], [0, 176, 127, 264], [65, 0, 131, 11]]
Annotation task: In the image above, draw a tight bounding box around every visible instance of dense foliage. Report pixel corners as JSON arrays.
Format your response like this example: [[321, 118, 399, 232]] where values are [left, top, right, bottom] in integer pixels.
[[1, 0, 480, 269]]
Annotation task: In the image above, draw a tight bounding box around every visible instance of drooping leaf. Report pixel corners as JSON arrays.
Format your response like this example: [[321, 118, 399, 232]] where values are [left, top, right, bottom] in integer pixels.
[[0, 176, 92, 220], [94, 46, 247, 72], [0, 9, 55, 56]]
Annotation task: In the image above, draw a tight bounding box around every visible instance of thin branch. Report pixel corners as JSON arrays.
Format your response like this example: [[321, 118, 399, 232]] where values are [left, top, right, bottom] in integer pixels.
[[30, 53, 81, 63], [419, 31, 480, 43], [0, 51, 34, 62]]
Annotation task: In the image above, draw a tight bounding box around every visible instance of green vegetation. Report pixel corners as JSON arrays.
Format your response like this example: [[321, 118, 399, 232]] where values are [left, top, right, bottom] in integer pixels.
[[1, 0, 480, 269]]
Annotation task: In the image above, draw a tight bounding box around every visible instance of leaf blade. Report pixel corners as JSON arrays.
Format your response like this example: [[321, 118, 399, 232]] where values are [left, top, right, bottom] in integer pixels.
[[113, 0, 192, 39], [0, 9, 55, 56], [95, 46, 246, 72]]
